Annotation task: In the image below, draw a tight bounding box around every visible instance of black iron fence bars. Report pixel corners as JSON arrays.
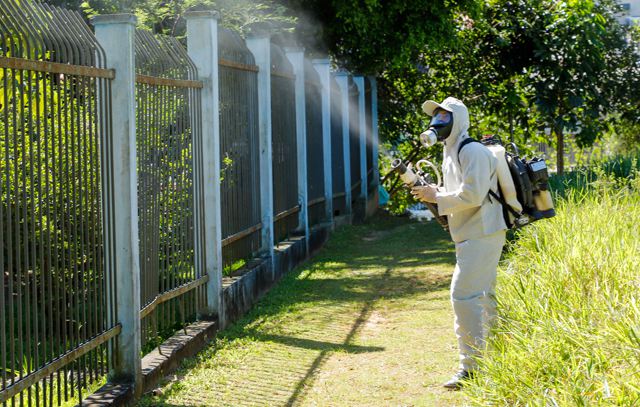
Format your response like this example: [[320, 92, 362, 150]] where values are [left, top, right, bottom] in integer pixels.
[[217, 28, 262, 271], [349, 79, 361, 205], [0, 2, 380, 404], [304, 59, 325, 227], [270, 44, 299, 244], [0, 0, 118, 405], [330, 76, 347, 217], [134, 30, 207, 353], [365, 79, 374, 189]]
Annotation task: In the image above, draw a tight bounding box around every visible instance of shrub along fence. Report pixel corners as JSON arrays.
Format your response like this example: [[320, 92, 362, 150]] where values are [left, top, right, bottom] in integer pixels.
[[0, 3, 379, 405]]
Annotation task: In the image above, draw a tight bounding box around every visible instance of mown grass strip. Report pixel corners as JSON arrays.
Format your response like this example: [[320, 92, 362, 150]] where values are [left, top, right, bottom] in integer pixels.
[[137, 214, 469, 406]]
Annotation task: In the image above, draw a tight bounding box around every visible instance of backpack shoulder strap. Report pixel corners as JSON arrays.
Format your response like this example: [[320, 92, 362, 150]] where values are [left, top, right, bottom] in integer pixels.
[[488, 189, 523, 219], [457, 137, 478, 165]]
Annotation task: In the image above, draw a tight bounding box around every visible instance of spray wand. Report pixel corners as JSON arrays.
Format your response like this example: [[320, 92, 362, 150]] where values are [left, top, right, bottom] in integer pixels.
[[390, 158, 449, 231]]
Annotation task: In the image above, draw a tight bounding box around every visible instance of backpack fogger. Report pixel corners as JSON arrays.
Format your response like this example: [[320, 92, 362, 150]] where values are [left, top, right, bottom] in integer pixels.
[[458, 135, 556, 229]]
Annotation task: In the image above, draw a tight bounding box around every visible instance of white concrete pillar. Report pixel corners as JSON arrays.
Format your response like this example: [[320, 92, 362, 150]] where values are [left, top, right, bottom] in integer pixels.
[[184, 11, 223, 321], [354, 76, 367, 201], [246, 32, 275, 265], [93, 14, 141, 391], [369, 76, 380, 188], [334, 72, 352, 215], [284, 48, 309, 252], [312, 58, 333, 223]]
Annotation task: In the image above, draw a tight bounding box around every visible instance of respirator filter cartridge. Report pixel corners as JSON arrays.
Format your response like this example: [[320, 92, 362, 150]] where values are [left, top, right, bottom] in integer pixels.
[[419, 129, 438, 148]]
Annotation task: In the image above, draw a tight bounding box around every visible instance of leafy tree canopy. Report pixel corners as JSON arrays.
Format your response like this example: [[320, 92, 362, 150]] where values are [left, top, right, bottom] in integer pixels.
[[45, 0, 293, 36], [379, 0, 640, 176], [278, 0, 480, 74]]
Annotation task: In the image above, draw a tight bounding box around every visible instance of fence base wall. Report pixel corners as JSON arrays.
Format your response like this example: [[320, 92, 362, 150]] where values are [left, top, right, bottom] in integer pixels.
[[81, 221, 339, 406], [351, 197, 368, 224], [82, 383, 134, 407], [82, 320, 218, 406], [140, 321, 219, 394], [222, 256, 275, 327], [333, 213, 353, 228], [309, 223, 332, 257], [366, 186, 379, 219]]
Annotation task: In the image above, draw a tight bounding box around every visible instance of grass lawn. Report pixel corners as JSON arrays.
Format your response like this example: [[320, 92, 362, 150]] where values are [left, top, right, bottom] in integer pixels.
[[138, 212, 468, 406]]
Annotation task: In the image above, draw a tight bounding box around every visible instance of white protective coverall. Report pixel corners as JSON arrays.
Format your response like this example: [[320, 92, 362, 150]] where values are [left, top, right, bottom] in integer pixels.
[[423, 97, 507, 372]]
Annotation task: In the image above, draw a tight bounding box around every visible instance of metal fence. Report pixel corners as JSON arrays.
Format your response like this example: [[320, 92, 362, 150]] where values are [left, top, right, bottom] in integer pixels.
[[330, 76, 346, 216], [304, 60, 325, 227], [0, 2, 379, 403], [270, 44, 299, 244], [365, 78, 374, 189], [134, 30, 206, 352], [349, 79, 361, 203], [218, 28, 262, 270], [0, 1, 118, 405]]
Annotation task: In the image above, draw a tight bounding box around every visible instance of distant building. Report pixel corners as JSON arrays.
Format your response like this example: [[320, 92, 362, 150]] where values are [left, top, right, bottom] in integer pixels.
[[618, 0, 640, 25]]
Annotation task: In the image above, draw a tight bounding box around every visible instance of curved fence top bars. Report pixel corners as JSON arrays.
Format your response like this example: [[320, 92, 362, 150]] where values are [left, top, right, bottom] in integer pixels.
[[0, 0, 108, 70], [270, 43, 294, 78], [304, 57, 321, 87], [218, 27, 256, 66], [135, 29, 197, 81]]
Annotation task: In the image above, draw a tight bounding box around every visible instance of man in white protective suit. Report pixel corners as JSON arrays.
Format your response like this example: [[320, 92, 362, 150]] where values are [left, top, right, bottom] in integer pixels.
[[410, 97, 507, 390]]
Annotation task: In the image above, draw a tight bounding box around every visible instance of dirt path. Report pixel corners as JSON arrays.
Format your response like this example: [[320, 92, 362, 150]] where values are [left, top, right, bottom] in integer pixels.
[[139, 214, 468, 406]]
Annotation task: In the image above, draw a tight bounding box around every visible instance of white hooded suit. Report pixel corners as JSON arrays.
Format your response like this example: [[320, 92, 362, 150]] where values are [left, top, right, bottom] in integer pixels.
[[423, 97, 507, 372]]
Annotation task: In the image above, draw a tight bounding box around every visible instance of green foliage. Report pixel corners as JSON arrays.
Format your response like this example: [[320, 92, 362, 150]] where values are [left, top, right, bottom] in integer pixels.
[[1, 70, 104, 300], [376, 0, 640, 179], [76, 0, 294, 36], [604, 116, 640, 154], [548, 153, 640, 197], [222, 258, 246, 276], [465, 159, 640, 404], [279, 0, 480, 73]]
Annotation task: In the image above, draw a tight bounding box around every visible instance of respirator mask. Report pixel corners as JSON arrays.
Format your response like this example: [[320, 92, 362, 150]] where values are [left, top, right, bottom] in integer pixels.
[[420, 108, 453, 148]]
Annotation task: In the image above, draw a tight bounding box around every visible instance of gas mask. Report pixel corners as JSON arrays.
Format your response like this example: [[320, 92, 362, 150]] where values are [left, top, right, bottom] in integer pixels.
[[420, 108, 453, 148]]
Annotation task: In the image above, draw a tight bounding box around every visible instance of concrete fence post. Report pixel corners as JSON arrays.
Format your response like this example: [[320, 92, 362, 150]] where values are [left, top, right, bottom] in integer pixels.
[[354, 76, 367, 202], [334, 72, 352, 216], [184, 11, 224, 324], [284, 48, 309, 254], [312, 58, 333, 223], [246, 32, 275, 269], [93, 14, 142, 393]]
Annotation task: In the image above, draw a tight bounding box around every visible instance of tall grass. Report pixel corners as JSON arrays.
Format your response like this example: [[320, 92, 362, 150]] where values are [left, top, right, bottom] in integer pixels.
[[465, 162, 640, 405], [548, 154, 640, 198]]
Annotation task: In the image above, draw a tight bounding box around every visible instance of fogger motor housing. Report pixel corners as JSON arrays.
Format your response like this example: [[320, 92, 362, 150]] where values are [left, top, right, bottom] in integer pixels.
[[479, 135, 556, 228]]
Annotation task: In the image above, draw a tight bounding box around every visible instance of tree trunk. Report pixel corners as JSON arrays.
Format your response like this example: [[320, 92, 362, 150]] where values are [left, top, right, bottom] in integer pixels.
[[509, 111, 514, 143], [554, 124, 564, 175]]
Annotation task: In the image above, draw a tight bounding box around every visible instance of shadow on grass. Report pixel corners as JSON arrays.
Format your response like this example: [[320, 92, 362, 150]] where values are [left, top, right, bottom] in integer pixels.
[[240, 331, 385, 354], [142, 213, 455, 406]]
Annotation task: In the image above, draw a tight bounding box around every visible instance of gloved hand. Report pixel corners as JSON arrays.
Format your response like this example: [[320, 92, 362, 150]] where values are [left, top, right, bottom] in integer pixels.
[[411, 184, 438, 203]]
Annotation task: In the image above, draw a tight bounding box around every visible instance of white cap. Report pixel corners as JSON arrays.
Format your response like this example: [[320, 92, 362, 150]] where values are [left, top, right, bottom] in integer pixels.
[[421, 97, 461, 116]]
